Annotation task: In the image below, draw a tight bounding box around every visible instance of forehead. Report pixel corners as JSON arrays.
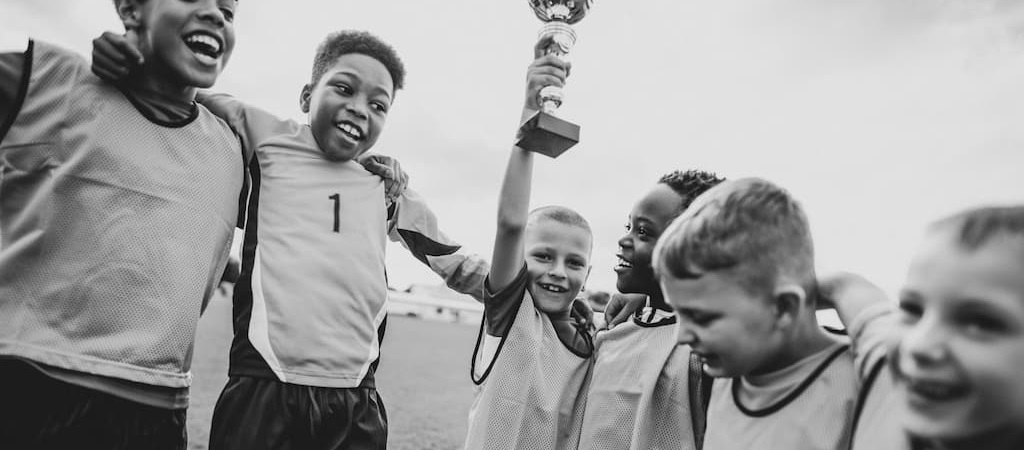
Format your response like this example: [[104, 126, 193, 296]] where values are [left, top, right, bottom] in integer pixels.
[[661, 269, 756, 310], [319, 53, 394, 96], [631, 184, 683, 227], [906, 231, 1024, 305], [525, 220, 592, 257]]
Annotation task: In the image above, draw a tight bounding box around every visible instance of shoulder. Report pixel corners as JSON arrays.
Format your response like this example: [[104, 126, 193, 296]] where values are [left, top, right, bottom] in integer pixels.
[[28, 40, 88, 75]]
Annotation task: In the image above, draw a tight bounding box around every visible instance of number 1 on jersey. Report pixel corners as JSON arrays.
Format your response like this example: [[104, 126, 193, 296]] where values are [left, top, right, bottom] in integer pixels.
[[329, 193, 340, 232]]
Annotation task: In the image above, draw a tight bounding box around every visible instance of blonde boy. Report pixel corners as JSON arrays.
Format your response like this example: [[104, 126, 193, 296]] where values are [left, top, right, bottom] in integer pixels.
[[832, 206, 1024, 450], [653, 178, 858, 450], [464, 48, 594, 449]]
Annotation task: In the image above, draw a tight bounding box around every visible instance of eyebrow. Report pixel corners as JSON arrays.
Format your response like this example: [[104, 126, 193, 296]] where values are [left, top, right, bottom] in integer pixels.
[[327, 72, 393, 100]]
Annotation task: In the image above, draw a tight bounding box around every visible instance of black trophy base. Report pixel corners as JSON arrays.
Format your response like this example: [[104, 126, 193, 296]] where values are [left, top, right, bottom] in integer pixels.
[[515, 111, 580, 158]]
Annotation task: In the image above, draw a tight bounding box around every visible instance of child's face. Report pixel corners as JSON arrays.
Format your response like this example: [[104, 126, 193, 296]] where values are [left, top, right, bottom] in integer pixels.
[[301, 53, 393, 162], [663, 270, 783, 378], [128, 0, 236, 89], [893, 231, 1024, 441], [524, 220, 592, 315], [615, 184, 682, 295]]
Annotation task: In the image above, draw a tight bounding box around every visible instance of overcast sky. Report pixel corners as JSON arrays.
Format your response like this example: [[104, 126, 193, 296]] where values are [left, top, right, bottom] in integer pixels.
[[4, 0, 1023, 297]]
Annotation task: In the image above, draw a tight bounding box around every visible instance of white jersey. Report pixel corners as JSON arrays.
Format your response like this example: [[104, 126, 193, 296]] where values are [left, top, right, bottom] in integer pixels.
[[465, 268, 593, 450], [578, 308, 698, 450], [0, 40, 243, 406], [849, 303, 913, 450], [196, 93, 488, 388], [704, 341, 858, 450]]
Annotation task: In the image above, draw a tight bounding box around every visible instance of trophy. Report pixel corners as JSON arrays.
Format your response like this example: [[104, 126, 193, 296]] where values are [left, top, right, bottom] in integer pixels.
[[515, 0, 592, 158]]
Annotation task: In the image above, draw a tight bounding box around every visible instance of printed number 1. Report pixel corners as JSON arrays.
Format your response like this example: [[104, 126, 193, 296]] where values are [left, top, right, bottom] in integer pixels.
[[329, 193, 340, 232]]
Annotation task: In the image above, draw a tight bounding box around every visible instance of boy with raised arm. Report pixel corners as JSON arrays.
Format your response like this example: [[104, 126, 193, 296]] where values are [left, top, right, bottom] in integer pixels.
[[464, 46, 594, 450], [653, 178, 859, 450]]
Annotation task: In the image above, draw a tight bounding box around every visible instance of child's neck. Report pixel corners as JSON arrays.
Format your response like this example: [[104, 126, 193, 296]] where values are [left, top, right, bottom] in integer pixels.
[[122, 70, 197, 121], [753, 315, 837, 376], [647, 290, 670, 312]]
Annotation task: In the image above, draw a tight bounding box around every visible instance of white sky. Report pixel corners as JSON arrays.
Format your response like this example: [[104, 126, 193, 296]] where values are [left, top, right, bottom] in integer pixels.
[[4, 0, 1023, 297]]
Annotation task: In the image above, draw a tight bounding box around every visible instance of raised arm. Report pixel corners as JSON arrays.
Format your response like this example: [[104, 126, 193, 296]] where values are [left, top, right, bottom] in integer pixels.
[[488, 46, 570, 292]]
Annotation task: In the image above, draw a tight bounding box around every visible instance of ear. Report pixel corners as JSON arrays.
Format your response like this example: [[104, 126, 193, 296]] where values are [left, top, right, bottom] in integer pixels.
[[770, 283, 806, 330], [115, 0, 143, 30], [299, 84, 312, 113]]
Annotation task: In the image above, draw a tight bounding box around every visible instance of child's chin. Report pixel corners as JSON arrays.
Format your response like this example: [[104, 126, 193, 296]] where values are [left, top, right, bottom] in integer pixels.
[[534, 296, 573, 315]]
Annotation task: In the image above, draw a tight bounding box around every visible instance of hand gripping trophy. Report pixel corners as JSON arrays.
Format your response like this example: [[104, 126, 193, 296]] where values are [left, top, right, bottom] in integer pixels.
[[515, 0, 592, 158]]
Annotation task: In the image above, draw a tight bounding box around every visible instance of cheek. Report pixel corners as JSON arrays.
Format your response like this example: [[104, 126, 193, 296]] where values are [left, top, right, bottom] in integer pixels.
[[366, 120, 386, 144], [967, 341, 1024, 418]]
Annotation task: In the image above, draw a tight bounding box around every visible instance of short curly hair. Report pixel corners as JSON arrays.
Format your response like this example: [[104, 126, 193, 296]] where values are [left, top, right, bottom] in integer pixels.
[[310, 30, 406, 93], [658, 169, 726, 214]]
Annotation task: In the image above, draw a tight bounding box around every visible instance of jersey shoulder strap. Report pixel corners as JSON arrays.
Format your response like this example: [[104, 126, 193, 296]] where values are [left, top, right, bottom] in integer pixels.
[[688, 350, 714, 449]]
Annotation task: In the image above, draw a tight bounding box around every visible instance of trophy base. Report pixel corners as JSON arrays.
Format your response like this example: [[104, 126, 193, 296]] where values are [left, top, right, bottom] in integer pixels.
[[515, 111, 580, 158]]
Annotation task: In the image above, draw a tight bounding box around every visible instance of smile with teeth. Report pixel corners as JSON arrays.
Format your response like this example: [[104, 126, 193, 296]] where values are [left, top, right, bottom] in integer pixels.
[[337, 122, 363, 141], [184, 32, 223, 62], [907, 378, 969, 402], [616, 256, 633, 269], [538, 282, 568, 293]]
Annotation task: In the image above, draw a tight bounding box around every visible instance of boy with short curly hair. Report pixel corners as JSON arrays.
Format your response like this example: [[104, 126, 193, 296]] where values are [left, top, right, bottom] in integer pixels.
[[0, 0, 242, 448], [577, 169, 723, 450], [93, 28, 489, 450]]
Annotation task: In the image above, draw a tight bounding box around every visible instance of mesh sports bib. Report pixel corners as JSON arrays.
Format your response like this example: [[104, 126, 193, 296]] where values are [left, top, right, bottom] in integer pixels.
[[578, 310, 698, 450], [465, 289, 593, 450], [0, 41, 243, 388], [704, 343, 858, 450]]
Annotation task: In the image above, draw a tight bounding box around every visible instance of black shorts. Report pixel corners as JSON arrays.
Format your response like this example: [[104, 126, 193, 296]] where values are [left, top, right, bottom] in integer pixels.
[[0, 359, 187, 450], [209, 376, 387, 450]]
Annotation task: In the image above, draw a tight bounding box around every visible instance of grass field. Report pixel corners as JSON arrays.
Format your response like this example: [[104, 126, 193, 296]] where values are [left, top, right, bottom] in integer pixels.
[[187, 290, 478, 449]]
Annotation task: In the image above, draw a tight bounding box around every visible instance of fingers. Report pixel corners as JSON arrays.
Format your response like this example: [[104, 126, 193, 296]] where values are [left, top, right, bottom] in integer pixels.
[[91, 49, 131, 81], [607, 304, 634, 329], [92, 31, 143, 82]]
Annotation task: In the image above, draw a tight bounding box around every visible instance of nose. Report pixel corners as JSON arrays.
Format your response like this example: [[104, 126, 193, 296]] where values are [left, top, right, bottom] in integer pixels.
[[899, 313, 948, 369], [346, 99, 369, 120], [547, 261, 567, 280], [196, 1, 226, 27], [618, 234, 632, 250]]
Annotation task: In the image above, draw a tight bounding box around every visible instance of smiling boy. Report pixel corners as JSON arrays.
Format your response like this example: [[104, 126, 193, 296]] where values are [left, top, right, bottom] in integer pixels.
[[0, 0, 241, 448], [576, 170, 722, 450], [653, 178, 859, 450], [464, 47, 594, 450], [93, 29, 489, 449], [192, 32, 490, 450], [836, 207, 1024, 450]]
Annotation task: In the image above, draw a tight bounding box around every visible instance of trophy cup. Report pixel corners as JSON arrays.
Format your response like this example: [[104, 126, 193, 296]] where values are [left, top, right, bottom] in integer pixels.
[[515, 0, 592, 158]]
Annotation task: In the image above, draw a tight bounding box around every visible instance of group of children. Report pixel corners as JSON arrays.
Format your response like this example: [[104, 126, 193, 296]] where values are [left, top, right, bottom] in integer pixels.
[[0, 1, 1021, 450]]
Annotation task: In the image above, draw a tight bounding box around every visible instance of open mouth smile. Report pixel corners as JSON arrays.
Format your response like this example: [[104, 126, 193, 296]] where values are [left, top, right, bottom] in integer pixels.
[[336, 121, 364, 141], [183, 31, 224, 64], [614, 255, 633, 272], [538, 282, 568, 293], [906, 377, 969, 403]]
